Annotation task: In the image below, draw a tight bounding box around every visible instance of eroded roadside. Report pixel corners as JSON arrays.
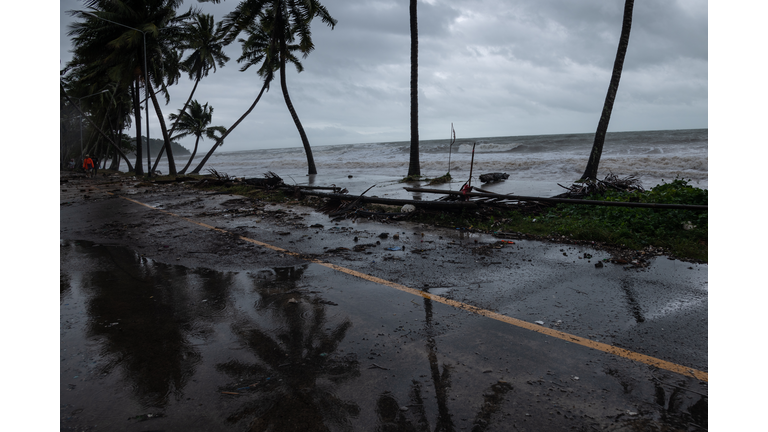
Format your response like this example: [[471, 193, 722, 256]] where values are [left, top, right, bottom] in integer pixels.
[[60, 171, 708, 431]]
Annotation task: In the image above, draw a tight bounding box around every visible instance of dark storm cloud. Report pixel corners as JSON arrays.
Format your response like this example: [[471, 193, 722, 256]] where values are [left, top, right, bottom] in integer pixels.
[[60, 0, 707, 152]]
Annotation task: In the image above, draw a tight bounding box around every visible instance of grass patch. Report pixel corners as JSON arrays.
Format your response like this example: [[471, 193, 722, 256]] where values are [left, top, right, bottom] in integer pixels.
[[405, 178, 708, 262], [540, 179, 707, 261], [399, 173, 453, 185], [399, 175, 423, 183], [426, 173, 452, 186]]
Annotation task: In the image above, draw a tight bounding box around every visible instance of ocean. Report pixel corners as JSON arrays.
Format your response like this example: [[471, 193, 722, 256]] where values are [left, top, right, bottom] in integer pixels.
[[143, 129, 707, 200]]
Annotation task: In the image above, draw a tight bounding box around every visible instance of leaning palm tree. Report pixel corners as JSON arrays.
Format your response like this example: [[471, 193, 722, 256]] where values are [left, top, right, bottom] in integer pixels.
[[190, 0, 337, 176], [217, 0, 337, 175], [151, 12, 230, 174], [169, 100, 226, 174], [580, 0, 635, 181], [189, 21, 277, 175]]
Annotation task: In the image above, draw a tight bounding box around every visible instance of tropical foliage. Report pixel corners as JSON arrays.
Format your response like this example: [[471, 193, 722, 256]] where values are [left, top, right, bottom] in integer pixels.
[[152, 12, 230, 174], [218, 0, 337, 175], [168, 100, 226, 174], [65, 0, 196, 175]]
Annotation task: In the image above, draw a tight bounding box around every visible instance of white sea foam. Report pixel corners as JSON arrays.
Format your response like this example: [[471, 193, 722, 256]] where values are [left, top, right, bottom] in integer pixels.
[[456, 142, 522, 153]]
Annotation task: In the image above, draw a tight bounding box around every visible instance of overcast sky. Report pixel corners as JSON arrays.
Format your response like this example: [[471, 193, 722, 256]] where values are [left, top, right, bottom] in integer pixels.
[[59, 0, 708, 153]]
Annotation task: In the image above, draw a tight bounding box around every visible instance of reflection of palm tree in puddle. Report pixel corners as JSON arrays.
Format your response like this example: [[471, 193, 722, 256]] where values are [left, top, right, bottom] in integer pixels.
[[61, 271, 72, 297], [376, 297, 512, 432], [79, 244, 235, 407], [217, 265, 360, 431], [651, 375, 708, 430]]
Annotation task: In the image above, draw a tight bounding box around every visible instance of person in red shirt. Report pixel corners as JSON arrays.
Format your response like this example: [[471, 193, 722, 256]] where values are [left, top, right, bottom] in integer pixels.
[[83, 155, 94, 178]]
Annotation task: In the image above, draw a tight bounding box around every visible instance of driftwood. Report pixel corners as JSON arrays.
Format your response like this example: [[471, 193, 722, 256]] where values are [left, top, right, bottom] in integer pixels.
[[283, 184, 345, 193], [153, 176, 198, 184], [405, 187, 707, 211], [479, 172, 509, 183], [328, 185, 376, 217], [296, 189, 480, 210]]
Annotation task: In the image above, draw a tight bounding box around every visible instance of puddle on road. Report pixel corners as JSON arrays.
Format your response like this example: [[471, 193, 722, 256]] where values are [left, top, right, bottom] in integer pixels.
[[61, 240, 368, 430], [60, 240, 707, 431]]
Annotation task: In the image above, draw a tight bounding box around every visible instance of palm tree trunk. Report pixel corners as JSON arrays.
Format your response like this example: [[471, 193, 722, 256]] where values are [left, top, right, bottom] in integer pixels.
[[581, 0, 634, 181], [408, 0, 420, 177], [152, 76, 200, 174], [191, 80, 270, 174], [423, 297, 455, 431], [280, 48, 317, 175], [147, 80, 177, 176], [179, 134, 201, 174], [132, 81, 144, 175], [109, 150, 119, 171]]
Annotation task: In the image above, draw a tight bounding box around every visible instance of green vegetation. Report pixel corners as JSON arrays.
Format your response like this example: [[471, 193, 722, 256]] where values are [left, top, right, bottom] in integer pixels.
[[399, 175, 423, 183], [62, 0, 337, 176], [406, 178, 708, 262], [426, 173, 452, 185]]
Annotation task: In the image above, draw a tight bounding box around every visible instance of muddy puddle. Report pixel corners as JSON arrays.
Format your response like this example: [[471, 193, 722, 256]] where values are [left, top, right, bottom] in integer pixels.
[[61, 240, 360, 430], [61, 240, 706, 431]]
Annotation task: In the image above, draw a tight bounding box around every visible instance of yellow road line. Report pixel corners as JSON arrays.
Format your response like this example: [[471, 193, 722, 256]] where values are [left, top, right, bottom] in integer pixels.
[[110, 191, 708, 382]]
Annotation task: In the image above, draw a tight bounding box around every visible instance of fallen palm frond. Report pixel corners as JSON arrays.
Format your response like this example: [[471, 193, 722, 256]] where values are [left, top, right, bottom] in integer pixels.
[[207, 168, 230, 180], [556, 172, 644, 198], [244, 171, 284, 189]]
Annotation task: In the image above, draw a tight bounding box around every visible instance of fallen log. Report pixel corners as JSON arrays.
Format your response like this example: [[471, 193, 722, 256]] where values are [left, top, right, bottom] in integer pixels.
[[329, 184, 376, 216], [294, 189, 480, 210], [281, 185, 343, 192], [404, 187, 708, 211], [153, 176, 198, 184]]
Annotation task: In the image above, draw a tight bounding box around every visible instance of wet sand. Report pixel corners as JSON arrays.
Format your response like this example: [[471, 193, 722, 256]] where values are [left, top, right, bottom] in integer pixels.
[[60, 171, 708, 431]]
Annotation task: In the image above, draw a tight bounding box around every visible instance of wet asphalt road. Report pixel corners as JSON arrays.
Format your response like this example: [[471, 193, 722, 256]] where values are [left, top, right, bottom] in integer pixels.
[[60, 173, 708, 431]]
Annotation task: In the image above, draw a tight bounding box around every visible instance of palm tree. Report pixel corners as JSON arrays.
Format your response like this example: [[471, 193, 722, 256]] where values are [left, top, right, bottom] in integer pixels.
[[190, 0, 337, 176], [580, 0, 634, 181], [168, 100, 226, 174], [189, 21, 276, 175], [408, 0, 420, 177], [218, 0, 337, 176], [67, 0, 192, 176], [151, 12, 230, 174], [67, 3, 145, 174], [141, 5, 194, 177]]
